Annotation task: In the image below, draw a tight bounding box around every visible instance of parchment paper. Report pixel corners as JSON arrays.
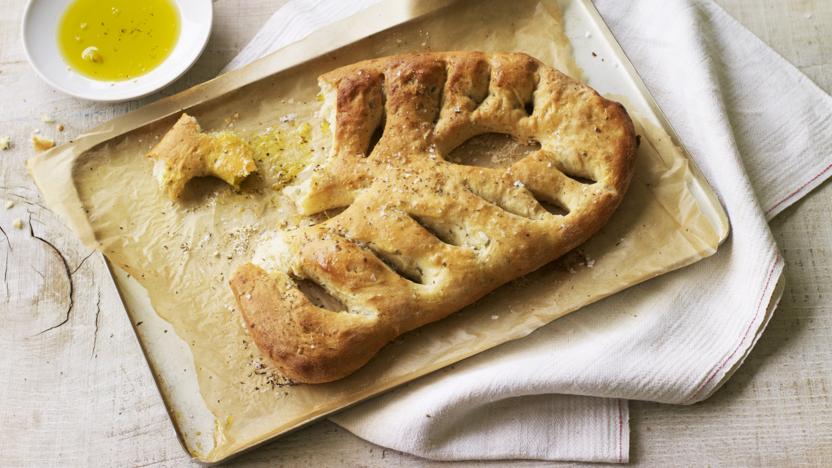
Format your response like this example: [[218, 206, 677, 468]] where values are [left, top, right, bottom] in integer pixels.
[[28, 0, 728, 462]]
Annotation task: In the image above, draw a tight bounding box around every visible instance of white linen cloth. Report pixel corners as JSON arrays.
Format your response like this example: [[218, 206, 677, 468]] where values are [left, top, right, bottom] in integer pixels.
[[225, 0, 832, 462]]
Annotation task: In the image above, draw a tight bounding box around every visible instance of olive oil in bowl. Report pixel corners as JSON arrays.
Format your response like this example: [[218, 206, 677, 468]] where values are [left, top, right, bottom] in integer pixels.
[[58, 0, 181, 81]]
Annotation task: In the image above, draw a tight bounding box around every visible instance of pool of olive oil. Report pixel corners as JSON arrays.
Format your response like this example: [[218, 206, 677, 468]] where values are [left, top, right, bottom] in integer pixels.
[[58, 0, 180, 81]]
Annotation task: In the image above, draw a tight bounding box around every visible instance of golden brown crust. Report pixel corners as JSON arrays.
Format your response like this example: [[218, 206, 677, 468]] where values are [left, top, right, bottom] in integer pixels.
[[230, 263, 392, 383], [230, 52, 638, 383], [147, 114, 257, 198]]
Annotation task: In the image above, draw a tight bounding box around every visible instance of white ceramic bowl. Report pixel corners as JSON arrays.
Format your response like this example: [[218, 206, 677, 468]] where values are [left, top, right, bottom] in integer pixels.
[[22, 0, 213, 102]]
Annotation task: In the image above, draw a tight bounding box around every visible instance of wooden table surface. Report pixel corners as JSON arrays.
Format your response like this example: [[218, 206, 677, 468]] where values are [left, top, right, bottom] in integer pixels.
[[1, 1, 830, 466]]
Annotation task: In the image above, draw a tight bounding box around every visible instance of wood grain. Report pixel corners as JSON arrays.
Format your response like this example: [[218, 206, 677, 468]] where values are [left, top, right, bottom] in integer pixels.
[[1, 0, 829, 466]]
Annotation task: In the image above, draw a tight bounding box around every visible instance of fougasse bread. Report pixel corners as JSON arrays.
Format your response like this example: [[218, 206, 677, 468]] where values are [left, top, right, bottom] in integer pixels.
[[215, 51, 635, 383]]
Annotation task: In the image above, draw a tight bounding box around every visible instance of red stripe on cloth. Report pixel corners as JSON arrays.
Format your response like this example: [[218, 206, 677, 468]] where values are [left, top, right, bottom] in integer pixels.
[[686, 253, 781, 403], [617, 399, 624, 463], [766, 162, 832, 216]]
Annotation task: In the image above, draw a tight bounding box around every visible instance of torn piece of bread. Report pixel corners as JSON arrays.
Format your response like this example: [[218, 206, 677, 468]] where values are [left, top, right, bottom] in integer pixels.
[[147, 114, 257, 198], [230, 51, 638, 384]]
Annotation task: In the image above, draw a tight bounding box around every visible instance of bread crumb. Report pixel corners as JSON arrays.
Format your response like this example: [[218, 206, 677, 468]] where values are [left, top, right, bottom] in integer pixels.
[[31, 134, 55, 151], [12, 218, 24, 229], [40, 114, 55, 124], [0, 136, 10, 150], [4, 200, 14, 209], [57, 124, 65, 132]]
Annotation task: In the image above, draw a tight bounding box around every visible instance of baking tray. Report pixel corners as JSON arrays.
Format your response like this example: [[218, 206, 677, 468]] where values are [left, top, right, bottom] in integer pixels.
[[28, 0, 730, 462]]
